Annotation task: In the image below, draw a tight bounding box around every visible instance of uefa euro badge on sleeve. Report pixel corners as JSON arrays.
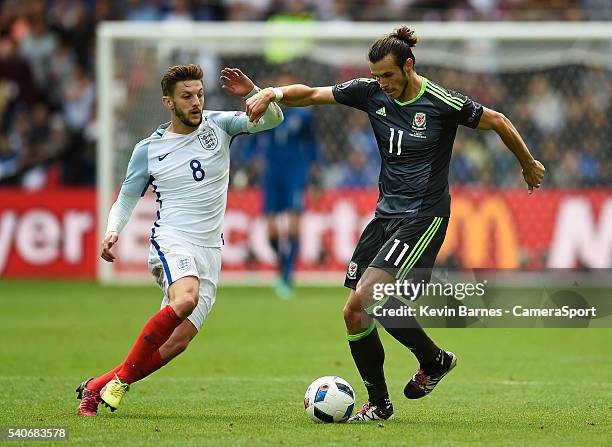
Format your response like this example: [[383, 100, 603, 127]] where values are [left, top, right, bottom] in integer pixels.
[[198, 129, 218, 150]]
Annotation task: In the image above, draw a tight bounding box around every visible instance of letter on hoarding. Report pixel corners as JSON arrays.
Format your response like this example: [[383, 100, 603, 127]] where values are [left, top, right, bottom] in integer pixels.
[[548, 198, 612, 268], [440, 197, 519, 268]]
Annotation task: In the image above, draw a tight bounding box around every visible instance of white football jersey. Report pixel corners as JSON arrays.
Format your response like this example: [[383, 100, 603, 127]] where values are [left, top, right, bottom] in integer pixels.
[[120, 111, 252, 247]]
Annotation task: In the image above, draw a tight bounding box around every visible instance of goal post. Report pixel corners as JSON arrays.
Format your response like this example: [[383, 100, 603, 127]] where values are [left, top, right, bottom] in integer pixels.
[[96, 21, 612, 284]]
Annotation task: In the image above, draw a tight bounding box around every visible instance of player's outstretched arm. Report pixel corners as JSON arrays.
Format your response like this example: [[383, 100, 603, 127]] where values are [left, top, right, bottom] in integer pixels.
[[246, 85, 336, 124], [101, 192, 140, 262], [220, 67, 284, 132], [477, 107, 545, 194]]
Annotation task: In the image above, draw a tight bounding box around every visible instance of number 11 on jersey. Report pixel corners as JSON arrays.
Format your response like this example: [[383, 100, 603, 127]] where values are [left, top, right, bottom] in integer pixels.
[[389, 127, 403, 155]]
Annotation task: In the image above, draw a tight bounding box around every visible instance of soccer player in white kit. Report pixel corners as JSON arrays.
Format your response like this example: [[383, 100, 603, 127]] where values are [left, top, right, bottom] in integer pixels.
[[76, 64, 284, 416]]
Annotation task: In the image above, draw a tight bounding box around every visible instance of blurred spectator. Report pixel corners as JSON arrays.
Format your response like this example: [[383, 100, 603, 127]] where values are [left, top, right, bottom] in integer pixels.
[[192, 1, 226, 20], [313, 0, 352, 20], [47, 36, 77, 107], [18, 14, 57, 92], [0, 36, 38, 118], [223, 0, 270, 21], [337, 148, 379, 188], [581, 0, 612, 20], [343, 110, 380, 186], [164, 0, 194, 21], [347, 111, 380, 163], [527, 75, 566, 137], [125, 0, 162, 21], [0, 133, 20, 182], [577, 141, 599, 185], [62, 64, 94, 133], [0, 0, 610, 191], [48, 0, 86, 33], [552, 151, 582, 187], [450, 136, 476, 184]]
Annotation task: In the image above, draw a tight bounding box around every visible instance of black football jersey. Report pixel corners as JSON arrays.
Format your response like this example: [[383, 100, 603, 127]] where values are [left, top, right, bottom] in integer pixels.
[[332, 77, 483, 218]]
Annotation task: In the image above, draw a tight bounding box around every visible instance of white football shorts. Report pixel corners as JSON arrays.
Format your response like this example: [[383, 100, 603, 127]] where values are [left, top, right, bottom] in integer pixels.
[[147, 234, 221, 331]]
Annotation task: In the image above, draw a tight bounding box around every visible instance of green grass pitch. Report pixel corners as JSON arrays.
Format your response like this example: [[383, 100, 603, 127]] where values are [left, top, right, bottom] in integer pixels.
[[0, 280, 610, 446]]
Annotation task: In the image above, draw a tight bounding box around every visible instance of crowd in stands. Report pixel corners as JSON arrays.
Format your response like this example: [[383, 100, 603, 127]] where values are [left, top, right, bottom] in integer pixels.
[[4, 1, 609, 24], [0, 0, 610, 190]]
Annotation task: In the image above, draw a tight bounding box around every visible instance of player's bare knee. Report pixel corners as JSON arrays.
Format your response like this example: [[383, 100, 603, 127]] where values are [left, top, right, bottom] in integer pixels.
[[354, 282, 376, 311], [343, 298, 362, 331], [172, 291, 198, 318], [181, 292, 199, 312], [343, 302, 356, 324]]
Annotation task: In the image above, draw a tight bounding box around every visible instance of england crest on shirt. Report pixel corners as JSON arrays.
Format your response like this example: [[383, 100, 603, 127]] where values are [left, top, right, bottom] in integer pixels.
[[198, 129, 218, 150]]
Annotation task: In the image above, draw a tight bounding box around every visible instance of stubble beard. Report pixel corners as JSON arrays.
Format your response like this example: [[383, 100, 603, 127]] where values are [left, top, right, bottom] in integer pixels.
[[397, 72, 411, 100], [175, 107, 202, 128]]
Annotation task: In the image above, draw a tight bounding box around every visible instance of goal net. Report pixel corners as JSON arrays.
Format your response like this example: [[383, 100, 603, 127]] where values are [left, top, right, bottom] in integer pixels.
[[96, 22, 612, 284]]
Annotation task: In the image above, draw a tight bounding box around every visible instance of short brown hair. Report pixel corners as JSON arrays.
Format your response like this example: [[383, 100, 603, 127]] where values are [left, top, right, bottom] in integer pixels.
[[368, 26, 418, 68], [161, 64, 204, 97]]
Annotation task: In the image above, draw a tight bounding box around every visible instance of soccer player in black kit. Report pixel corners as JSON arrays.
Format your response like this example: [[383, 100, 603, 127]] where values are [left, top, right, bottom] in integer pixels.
[[246, 26, 545, 422]]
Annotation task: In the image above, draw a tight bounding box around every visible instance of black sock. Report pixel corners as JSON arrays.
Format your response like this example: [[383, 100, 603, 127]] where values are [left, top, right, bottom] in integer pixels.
[[348, 326, 388, 403], [373, 297, 440, 366]]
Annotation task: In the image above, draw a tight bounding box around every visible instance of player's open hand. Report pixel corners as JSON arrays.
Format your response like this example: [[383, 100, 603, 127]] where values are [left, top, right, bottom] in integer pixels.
[[220, 68, 255, 97], [245, 89, 275, 125], [522, 159, 545, 194], [101, 231, 119, 262]]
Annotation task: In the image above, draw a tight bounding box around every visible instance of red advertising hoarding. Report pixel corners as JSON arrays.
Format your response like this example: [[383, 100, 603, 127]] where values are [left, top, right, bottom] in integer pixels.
[[0, 188, 96, 277], [0, 188, 610, 278]]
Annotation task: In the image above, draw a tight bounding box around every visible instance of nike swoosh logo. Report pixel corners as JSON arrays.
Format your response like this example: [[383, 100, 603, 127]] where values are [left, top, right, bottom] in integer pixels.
[[158, 153, 169, 161], [143, 335, 162, 347]]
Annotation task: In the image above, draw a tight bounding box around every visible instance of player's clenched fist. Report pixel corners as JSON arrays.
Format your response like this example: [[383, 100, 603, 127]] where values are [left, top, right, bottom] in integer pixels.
[[246, 88, 275, 125], [522, 159, 545, 194], [101, 231, 119, 262]]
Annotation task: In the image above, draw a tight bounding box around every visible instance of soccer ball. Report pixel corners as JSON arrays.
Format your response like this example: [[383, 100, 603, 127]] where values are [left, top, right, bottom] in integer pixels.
[[304, 376, 355, 423]]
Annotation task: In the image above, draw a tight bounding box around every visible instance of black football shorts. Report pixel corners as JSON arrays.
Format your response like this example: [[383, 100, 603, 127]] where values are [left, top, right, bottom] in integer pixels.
[[344, 215, 449, 289]]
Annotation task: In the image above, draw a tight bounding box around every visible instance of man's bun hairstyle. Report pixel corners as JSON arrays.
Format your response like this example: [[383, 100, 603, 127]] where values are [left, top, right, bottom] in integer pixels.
[[368, 26, 418, 68], [392, 26, 418, 47]]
